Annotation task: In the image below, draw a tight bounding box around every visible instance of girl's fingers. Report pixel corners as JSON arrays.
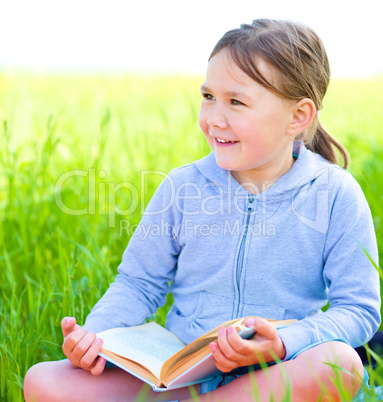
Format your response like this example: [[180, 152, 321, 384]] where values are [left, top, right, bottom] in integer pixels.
[[216, 327, 247, 363], [62, 327, 88, 357], [79, 337, 103, 371], [246, 318, 286, 361], [251, 318, 278, 341], [61, 317, 82, 340], [209, 342, 237, 372], [226, 326, 249, 354], [70, 332, 97, 366], [90, 356, 107, 376], [61, 317, 76, 337]]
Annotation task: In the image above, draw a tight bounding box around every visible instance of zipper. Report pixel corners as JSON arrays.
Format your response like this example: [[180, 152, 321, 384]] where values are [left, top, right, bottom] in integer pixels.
[[234, 192, 255, 318]]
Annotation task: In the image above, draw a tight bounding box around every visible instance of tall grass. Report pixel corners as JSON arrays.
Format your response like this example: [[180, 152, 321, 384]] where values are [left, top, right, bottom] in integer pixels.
[[0, 71, 382, 401]]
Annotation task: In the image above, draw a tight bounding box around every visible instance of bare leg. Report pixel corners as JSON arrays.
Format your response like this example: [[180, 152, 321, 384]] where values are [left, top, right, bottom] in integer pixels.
[[24, 341, 364, 402], [186, 341, 364, 402], [24, 359, 201, 402]]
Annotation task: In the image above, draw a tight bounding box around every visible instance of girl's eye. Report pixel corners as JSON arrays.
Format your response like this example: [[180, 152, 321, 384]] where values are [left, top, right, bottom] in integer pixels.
[[231, 99, 244, 106], [202, 93, 215, 100]]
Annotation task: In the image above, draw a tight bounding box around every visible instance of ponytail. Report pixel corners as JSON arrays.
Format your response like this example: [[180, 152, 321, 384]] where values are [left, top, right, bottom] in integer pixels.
[[305, 122, 349, 169]]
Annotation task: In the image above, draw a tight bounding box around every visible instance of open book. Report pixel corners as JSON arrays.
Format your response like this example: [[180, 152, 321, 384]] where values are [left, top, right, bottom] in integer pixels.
[[97, 316, 296, 392]]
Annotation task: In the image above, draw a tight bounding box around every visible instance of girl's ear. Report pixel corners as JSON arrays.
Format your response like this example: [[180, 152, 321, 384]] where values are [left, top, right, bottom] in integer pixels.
[[287, 98, 316, 136]]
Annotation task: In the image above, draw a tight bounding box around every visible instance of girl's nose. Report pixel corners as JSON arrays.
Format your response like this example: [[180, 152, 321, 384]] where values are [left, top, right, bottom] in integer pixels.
[[206, 108, 228, 128]]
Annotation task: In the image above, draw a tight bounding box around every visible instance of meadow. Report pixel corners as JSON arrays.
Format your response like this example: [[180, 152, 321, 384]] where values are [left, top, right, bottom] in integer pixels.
[[0, 71, 383, 401]]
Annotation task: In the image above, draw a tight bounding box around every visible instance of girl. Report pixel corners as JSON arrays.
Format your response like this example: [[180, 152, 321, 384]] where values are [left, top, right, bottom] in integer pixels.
[[24, 19, 380, 401]]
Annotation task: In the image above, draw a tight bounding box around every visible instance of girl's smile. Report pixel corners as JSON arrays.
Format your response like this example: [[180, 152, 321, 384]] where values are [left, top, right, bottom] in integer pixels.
[[198, 50, 298, 192], [214, 136, 239, 145]]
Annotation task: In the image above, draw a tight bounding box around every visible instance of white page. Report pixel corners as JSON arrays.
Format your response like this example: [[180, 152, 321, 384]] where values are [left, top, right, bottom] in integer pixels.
[[97, 322, 186, 379]]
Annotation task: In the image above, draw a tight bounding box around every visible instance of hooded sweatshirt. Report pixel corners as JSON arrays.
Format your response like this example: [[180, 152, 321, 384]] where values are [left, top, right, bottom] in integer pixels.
[[84, 142, 381, 359]]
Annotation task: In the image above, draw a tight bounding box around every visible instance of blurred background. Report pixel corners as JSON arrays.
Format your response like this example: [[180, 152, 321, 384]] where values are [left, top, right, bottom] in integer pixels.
[[1, 0, 383, 77], [1, 1, 382, 400]]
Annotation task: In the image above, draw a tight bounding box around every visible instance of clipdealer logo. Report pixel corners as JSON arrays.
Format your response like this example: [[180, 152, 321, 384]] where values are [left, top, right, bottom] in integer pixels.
[[54, 167, 331, 234], [54, 169, 168, 227], [54, 168, 259, 228]]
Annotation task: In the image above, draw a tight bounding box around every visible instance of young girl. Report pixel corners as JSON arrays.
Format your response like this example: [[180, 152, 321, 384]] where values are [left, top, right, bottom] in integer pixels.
[[24, 19, 380, 401]]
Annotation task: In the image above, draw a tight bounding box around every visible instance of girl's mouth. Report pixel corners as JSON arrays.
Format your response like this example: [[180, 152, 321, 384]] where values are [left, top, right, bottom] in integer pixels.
[[215, 137, 239, 146]]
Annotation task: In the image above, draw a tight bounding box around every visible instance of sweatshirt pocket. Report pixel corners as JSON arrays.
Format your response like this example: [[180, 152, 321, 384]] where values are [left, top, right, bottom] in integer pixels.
[[166, 291, 236, 343], [241, 303, 286, 320], [192, 291, 236, 328]]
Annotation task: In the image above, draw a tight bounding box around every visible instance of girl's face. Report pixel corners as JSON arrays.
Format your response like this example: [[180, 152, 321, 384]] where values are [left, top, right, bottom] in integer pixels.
[[198, 50, 297, 190]]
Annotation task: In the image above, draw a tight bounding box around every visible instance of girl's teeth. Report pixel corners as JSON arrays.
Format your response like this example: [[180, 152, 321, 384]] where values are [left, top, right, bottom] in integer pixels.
[[217, 137, 236, 143]]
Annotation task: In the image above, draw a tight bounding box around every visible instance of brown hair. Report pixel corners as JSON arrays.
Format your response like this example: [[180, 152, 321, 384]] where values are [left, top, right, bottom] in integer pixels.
[[209, 19, 349, 169]]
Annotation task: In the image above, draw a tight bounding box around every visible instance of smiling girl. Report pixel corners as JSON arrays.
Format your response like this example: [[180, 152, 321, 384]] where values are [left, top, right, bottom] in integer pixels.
[[24, 19, 380, 401], [199, 53, 304, 193]]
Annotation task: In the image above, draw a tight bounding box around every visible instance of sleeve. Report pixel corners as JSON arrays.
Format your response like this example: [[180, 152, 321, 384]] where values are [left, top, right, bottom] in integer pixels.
[[83, 172, 181, 333], [278, 171, 381, 360]]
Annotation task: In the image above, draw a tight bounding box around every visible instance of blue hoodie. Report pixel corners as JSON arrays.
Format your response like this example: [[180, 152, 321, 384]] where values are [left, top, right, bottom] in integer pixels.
[[84, 142, 380, 359]]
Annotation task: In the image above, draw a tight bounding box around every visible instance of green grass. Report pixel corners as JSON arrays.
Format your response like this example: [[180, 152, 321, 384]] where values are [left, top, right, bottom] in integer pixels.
[[0, 71, 383, 401]]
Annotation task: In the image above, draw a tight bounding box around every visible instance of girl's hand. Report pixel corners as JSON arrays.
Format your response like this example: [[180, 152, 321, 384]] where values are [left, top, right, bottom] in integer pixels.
[[61, 317, 106, 376], [209, 318, 286, 373]]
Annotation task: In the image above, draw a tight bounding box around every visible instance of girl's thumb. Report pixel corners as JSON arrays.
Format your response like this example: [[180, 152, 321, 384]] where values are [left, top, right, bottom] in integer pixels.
[[61, 317, 76, 335]]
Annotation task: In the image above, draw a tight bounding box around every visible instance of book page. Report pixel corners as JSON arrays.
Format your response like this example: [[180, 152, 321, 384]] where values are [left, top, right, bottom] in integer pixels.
[[97, 322, 186, 380], [161, 317, 244, 376]]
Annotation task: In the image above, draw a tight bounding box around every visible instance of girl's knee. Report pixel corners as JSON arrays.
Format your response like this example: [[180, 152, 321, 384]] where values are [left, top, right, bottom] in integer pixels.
[[323, 341, 364, 397], [24, 362, 49, 401], [24, 360, 72, 402], [295, 341, 364, 397], [316, 340, 364, 377], [336, 341, 364, 371]]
